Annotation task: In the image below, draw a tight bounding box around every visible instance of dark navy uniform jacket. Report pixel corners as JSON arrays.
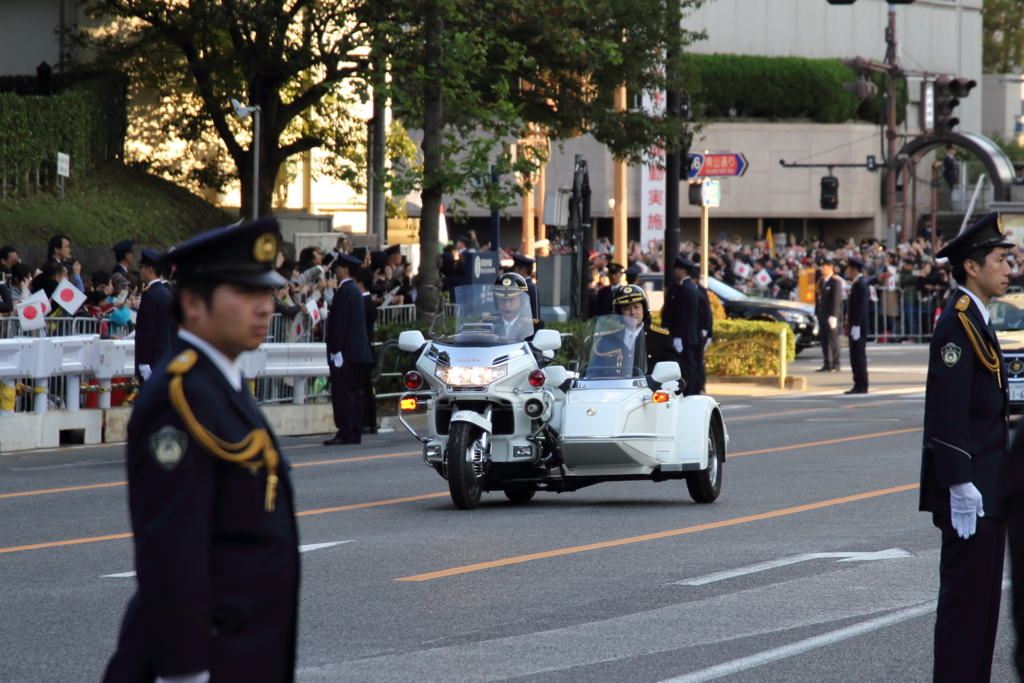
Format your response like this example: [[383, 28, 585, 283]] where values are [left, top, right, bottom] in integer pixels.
[[104, 339, 300, 682], [641, 322, 679, 374], [663, 279, 700, 346], [847, 276, 870, 332], [327, 279, 373, 364], [593, 285, 619, 318], [920, 290, 1009, 518], [696, 283, 713, 341], [815, 274, 843, 320], [134, 280, 176, 376], [526, 280, 540, 319]]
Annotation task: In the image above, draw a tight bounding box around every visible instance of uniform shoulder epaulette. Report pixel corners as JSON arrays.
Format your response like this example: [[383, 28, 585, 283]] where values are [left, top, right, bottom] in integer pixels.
[[166, 350, 198, 375], [650, 326, 670, 336], [955, 295, 970, 312]]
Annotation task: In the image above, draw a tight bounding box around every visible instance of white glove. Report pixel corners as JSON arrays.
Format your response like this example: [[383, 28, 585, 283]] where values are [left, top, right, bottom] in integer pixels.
[[701, 329, 708, 338], [673, 338, 683, 353], [704, 337, 712, 351], [660, 380, 681, 395], [330, 351, 344, 368], [828, 316, 837, 330], [157, 673, 210, 683], [851, 326, 860, 341], [949, 482, 984, 539], [139, 364, 152, 380]]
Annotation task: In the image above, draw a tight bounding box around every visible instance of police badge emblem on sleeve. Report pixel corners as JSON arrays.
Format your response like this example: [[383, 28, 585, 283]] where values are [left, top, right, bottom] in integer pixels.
[[941, 342, 962, 368], [150, 425, 188, 470]]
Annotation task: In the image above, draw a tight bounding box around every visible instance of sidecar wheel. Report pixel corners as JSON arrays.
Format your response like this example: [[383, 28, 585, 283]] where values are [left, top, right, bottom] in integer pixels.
[[448, 421, 483, 510], [686, 419, 723, 504], [503, 485, 536, 503]]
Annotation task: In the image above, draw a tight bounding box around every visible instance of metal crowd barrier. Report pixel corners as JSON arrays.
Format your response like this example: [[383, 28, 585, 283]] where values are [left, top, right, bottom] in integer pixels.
[[0, 316, 135, 340], [377, 303, 416, 325]]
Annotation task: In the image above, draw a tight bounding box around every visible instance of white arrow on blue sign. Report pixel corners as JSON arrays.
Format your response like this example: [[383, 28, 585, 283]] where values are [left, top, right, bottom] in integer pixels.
[[688, 152, 749, 179]]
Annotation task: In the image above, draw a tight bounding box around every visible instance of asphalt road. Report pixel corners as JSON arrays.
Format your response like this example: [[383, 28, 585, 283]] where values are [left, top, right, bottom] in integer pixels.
[[2, 344, 1021, 682]]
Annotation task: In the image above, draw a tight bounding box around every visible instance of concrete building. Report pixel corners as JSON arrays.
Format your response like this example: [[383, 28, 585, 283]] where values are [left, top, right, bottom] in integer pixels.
[[448, 0, 985, 247]]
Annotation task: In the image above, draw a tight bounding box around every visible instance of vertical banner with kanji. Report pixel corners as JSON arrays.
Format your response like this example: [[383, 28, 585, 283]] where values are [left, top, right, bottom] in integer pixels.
[[640, 90, 666, 254]]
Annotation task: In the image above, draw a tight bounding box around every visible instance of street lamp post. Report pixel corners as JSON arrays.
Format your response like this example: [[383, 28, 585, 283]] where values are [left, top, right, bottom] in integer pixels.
[[231, 98, 261, 220]]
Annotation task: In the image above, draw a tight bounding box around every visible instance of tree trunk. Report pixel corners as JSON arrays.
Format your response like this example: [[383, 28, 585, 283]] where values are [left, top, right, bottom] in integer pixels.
[[417, 0, 443, 322]]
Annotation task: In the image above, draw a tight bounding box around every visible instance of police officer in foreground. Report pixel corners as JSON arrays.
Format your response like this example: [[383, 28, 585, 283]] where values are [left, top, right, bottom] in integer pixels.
[[844, 256, 869, 394], [104, 219, 300, 683], [920, 211, 1011, 683], [486, 273, 536, 342]]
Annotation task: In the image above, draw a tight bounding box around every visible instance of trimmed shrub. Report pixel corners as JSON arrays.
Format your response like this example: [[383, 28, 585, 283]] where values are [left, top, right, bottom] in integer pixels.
[[684, 54, 906, 125], [705, 319, 796, 377]]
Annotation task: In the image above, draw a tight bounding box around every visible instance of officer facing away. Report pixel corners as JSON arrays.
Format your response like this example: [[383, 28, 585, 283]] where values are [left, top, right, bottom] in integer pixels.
[[103, 219, 301, 683], [921, 211, 1011, 683]]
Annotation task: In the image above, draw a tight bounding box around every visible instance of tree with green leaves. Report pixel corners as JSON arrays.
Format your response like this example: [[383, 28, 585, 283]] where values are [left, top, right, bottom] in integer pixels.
[[984, 0, 1024, 74], [84, 0, 371, 219], [377, 0, 708, 317]]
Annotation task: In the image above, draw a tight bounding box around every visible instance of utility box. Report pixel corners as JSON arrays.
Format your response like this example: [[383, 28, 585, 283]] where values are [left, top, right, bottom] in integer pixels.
[[276, 214, 333, 243], [537, 254, 573, 308]]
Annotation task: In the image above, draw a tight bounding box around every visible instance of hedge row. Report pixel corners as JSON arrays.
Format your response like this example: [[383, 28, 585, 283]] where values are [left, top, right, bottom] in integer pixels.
[[684, 53, 906, 125], [705, 319, 796, 377], [0, 72, 128, 184], [371, 316, 791, 396]]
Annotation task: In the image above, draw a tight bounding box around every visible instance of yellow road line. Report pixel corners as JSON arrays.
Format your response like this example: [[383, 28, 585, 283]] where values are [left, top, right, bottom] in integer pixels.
[[729, 427, 921, 457], [296, 492, 448, 516], [0, 532, 134, 555], [292, 451, 418, 467], [0, 482, 127, 499], [395, 483, 921, 581]]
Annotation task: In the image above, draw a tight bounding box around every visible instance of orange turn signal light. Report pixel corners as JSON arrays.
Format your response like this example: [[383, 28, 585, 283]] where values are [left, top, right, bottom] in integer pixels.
[[652, 391, 669, 404], [400, 398, 417, 411]]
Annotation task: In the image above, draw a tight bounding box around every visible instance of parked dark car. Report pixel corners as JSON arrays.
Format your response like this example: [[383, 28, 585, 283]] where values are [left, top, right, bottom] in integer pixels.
[[706, 278, 820, 354]]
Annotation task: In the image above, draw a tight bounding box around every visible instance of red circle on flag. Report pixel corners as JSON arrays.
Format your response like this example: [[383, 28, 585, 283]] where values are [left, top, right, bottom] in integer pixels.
[[23, 305, 38, 320], [60, 288, 74, 302]]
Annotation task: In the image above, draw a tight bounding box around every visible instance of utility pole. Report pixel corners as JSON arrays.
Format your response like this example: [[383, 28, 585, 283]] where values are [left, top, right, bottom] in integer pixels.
[[884, 6, 899, 245], [664, 6, 682, 291], [613, 84, 628, 268]]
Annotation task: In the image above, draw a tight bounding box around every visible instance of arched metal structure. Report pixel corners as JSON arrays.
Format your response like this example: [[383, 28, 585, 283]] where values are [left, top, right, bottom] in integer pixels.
[[897, 132, 1016, 202]]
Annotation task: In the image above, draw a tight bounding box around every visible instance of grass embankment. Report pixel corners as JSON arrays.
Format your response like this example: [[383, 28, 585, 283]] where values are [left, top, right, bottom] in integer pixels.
[[0, 162, 232, 246]]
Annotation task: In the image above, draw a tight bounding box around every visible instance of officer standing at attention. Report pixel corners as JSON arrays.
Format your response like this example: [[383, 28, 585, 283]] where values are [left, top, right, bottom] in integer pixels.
[[112, 240, 134, 275], [135, 248, 177, 385], [510, 253, 541, 320], [662, 255, 701, 395], [103, 219, 300, 683], [685, 256, 714, 394], [593, 262, 625, 317], [844, 256, 869, 394], [921, 211, 1010, 683], [815, 256, 843, 372], [324, 252, 374, 446]]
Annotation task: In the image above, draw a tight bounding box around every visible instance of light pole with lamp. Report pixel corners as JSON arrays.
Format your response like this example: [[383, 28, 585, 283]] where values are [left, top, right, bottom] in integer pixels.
[[231, 98, 261, 220]]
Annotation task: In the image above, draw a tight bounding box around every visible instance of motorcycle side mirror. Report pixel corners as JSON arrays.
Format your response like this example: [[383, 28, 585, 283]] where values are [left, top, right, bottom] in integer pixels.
[[545, 365, 568, 386], [531, 329, 561, 352], [398, 330, 426, 353], [651, 361, 682, 384]]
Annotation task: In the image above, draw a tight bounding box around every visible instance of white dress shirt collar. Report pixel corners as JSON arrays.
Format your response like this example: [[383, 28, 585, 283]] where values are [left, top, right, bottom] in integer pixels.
[[959, 286, 990, 326], [177, 329, 244, 392]]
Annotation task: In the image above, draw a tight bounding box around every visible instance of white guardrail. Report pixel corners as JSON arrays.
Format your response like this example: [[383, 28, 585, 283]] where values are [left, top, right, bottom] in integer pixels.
[[0, 335, 329, 416]]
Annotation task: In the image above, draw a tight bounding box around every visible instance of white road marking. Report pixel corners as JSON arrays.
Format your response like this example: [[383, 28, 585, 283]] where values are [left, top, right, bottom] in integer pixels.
[[719, 404, 751, 410], [803, 418, 903, 422], [101, 541, 353, 577], [658, 579, 1011, 683], [672, 549, 912, 586]]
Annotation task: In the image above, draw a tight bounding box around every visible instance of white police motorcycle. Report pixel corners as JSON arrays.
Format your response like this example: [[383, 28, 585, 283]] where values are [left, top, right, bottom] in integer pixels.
[[397, 284, 726, 510]]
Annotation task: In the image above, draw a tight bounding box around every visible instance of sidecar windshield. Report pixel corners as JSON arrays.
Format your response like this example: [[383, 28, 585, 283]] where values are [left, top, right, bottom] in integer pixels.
[[578, 315, 647, 379], [430, 284, 534, 346]]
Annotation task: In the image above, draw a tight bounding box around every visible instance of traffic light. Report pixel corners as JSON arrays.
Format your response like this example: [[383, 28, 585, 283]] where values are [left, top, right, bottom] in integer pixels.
[[932, 75, 976, 134], [688, 182, 702, 207], [821, 176, 838, 210]]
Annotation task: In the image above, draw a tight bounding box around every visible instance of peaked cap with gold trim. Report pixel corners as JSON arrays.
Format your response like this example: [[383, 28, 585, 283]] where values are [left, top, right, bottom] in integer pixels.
[[161, 218, 287, 287], [936, 211, 1014, 264]]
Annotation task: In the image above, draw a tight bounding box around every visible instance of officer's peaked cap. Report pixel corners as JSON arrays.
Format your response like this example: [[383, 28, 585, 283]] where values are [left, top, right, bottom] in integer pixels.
[[935, 211, 1014, 263], [161, 218, 287, 287]]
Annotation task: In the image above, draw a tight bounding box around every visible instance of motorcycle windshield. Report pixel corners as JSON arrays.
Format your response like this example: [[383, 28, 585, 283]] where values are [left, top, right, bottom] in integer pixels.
[[431, 284, 534, 346], [578, 315, 647, 379]]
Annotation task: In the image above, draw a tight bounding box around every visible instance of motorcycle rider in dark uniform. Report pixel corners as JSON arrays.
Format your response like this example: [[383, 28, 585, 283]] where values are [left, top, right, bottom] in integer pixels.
[[484, 273, 536, 343], [815, 255, 843, 372], [920, 211, 1011, 683], [844, 256, 870, 394], [103, 219, 300, 683]]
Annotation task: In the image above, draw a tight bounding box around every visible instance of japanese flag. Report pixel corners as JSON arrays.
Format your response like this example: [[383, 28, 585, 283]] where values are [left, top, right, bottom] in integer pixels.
[[753, 270, 772, 289], [733, 261, 752, 280], [52, 278, 87, 315], [16, 289, 51, 330], [305, 299, 321, 324]]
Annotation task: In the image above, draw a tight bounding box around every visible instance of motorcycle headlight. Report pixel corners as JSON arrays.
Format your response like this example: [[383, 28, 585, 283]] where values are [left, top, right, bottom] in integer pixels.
[[779, 311, 807, 323], [434, 364, 508, 386]]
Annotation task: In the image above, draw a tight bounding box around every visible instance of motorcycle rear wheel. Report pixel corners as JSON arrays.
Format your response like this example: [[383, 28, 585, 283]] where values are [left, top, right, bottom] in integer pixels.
[[448, 421, 483, 510]]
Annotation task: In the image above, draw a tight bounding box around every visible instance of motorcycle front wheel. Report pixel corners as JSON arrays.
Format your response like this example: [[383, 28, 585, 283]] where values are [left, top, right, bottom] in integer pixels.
[[448, 421, 483, 510]]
